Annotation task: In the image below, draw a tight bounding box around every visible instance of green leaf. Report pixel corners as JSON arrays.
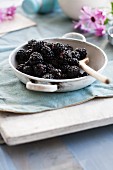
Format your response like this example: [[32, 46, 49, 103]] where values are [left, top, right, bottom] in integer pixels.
[[104, 18, 110, 25], [111, 2, 113, 14]]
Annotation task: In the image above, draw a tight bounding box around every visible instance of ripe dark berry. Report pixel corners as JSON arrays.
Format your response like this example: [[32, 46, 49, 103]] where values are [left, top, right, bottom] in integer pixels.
[[24, 61, 30, 66], [43, 73, 54, 79], [28, 39, 37, 46], [80, 72, 88, 77], [16, 40, 88, 79], [61, 74, 68, 79], [23, 66, 33, 76], [61, 64, 69, 73], [67, 66, 80, 78], [16, 49, 28, 64], [26, 49, 33, 57], [45, 42, 54, 50], [32, 41, 45, 52], [53, 42, 65, 55], [75, 48, 87, 60], [27, 39, 37, 49], [52, 69, 62, 79], [46, 64, 55, 73], [16, 64, 24, 72], [33, 64, 46, 77], [29, 52, 43, 65], [50, 58, 59, 68], [64, 44, 73, 51], [59, 50, 72, 63], [71, 51, 81, 60], [68, 57, 79, 66], [41, 46, 54, 60]]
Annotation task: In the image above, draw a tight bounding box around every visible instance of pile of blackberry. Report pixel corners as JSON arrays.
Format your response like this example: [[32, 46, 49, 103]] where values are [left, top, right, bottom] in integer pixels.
[[16, 40, 88, 79]]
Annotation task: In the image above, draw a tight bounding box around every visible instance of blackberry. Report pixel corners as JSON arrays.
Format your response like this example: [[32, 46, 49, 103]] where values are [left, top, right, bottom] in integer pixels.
[[41, 46, 54, 60], [75, 48, 87, 60], [50, 58, 59, 68], [82, 72, 88, 76], [32, 41, 45, 52], [61, 64, 69, 73], [80, 72, 88, 77], [57, 59, 66, 66], [64, 44, 73, 51], [68, 57, 79, 66], [71, 51, 81, 60], [52, 69, 62, 79], [46, 64, 55, 73], [67, 66, 80, 78], [53, 42, 65, 55], [29, 52, 43, 65], [16, 64, 24, 72], [16, 41, 88, 80], [28, 39, 37, 46], [16, 49, 28, 64], [27, 39, 37, 49], [43, 73, 54, 79], [45, 42, 54, 50], [61, 73, 68, 79], [26, 49, 33, 58], [59, 50, 72, 63], [23, 66, 33, 76], [33, 64, 46, 77], [24, 60, 31, 66]]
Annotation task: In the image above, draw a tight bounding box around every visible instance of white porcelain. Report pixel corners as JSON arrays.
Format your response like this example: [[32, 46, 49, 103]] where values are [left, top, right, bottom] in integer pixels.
[[62, 32, 86, 42], [58, 0, 110, 19], [9, 33, 108, 92], [107, 26, 113, 45]]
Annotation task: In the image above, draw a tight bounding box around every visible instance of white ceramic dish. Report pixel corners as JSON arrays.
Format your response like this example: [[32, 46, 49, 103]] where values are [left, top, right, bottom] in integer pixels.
[[107, 26, 113, 45], [58, 0, 109, 19], [9, 33, 108, 92]]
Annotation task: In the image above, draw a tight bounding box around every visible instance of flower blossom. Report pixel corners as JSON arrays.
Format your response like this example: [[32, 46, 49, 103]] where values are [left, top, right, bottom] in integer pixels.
[[0, 6, 16, 23], [5, 6, 16, 20], [74, 6, 106, 36], [0, 9, 4, 23]]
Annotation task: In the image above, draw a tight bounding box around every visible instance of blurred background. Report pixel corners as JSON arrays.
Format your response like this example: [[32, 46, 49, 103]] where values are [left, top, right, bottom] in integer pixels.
[[0, 0, 23, 7]]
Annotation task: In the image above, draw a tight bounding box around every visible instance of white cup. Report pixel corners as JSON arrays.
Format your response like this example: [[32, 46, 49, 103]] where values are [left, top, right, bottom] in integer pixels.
[[58, 0, 110, 19]]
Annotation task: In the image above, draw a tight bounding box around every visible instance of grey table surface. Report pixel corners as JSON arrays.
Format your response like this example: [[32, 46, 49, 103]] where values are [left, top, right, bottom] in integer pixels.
[[1, 125, 113, 170], [0, 4, 113, 170]]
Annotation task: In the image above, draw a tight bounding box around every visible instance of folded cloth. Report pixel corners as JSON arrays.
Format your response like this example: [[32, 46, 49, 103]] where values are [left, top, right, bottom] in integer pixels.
[[0, 54, 113, 113], [0, 12, 113, 114]]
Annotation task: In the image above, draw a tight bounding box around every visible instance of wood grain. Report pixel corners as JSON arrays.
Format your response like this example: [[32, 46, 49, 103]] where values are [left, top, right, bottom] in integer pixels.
[[0, 97, 113, 145]]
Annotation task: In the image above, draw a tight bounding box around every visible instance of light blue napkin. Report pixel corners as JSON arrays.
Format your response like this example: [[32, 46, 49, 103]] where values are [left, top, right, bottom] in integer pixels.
[[0, 11, 113, 113]]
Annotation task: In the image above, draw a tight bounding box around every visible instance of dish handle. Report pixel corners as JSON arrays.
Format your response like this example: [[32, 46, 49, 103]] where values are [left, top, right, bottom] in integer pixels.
[[26, 81, 58, 92], [62, 32, 86, 42]]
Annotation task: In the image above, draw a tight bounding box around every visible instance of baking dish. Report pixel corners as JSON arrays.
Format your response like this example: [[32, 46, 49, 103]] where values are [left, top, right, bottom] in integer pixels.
[[9, 33, 108, 92]]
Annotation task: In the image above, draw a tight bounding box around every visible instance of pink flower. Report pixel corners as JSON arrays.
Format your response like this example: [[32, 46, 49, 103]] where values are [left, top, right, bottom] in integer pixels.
[[0, 6, 16, 23], [95, 25, 106, 36], [0, 9, 4, 22], [74, 6, 106, 36], [5, 6, 16, 20]]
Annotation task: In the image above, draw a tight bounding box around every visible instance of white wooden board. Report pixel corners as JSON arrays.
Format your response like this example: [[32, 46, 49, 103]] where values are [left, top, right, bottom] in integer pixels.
[[0, 97, 113, 145]]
